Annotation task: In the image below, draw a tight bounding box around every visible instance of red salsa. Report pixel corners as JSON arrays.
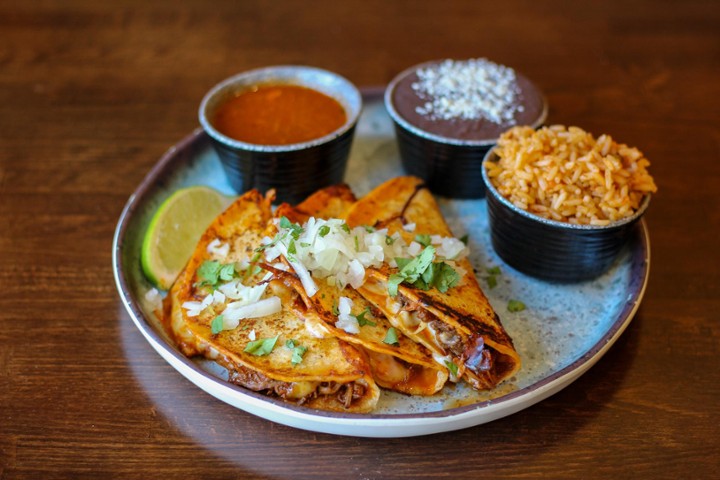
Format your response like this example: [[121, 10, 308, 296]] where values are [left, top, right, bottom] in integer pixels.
[[212, 84, 347, 145]]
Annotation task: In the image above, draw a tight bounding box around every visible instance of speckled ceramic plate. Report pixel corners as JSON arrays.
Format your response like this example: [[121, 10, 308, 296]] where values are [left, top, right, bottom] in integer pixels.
[[113, 91, 650, 438]]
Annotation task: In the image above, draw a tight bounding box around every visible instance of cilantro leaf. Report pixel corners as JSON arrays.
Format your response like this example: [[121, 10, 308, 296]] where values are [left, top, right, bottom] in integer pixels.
[[331, 302, 339, 316], [355, 307, 376, 327], [487, 266, 502, 275], [399, 246, 435, 283], [414, 233, 431, 247], [385, 235, 395, 245], [210, 315, 224, 335], [432, 262, 460, 293], [291, 345, 308, 365], [394, 257, 411, 270], [244, 335, 279, 356], [421, 261, 435, 285], [340, 223, 351, 233], [279, 216, 303, 239], [383, 327, 399, 346], [197, 260, 222, 285], [364, 225, 375, 233], [445, 360, 459, 377], [354, 235, 359, 252], [279, 216, 293, 229], [287, 239, 297, 255], [487, 275, 498, 289], [285, 339, 296, 349], [387, 273, 405, 297], [318, 225, 331, 237], [219, 263, 235, 282], [507, 299, 526, 312]]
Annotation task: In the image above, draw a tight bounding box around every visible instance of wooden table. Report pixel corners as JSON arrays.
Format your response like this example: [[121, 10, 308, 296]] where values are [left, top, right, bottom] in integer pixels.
[[1, 1, 718, 478]]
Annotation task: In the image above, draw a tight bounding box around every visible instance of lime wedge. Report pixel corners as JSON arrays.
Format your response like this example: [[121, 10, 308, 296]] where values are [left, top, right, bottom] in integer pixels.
[[141, 186, 234, 290]]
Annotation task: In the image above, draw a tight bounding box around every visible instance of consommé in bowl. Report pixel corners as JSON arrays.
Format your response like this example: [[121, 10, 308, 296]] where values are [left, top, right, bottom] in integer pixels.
[[199, 65, 362, 204]]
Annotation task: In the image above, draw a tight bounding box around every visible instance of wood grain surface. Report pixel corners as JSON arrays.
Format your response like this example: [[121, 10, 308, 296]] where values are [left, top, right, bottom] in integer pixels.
[[1, 0, 719, 478]]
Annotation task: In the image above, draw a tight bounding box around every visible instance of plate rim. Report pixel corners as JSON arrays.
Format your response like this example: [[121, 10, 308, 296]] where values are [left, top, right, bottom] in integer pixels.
[[112, 97, 650, 436]]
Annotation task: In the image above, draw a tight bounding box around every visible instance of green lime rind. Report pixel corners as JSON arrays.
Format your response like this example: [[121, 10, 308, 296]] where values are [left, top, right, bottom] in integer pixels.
[[140, 186, 234, 290]]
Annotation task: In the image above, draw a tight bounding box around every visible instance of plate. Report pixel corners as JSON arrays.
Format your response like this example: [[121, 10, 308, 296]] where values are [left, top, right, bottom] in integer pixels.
[[113, 91, 650, 438]]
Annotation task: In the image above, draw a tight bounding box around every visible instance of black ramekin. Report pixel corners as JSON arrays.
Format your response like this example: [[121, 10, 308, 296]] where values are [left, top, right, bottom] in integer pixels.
[[482, 150, 651, 282], [199, 66, 362, 204], [384, 61, 547, 199]]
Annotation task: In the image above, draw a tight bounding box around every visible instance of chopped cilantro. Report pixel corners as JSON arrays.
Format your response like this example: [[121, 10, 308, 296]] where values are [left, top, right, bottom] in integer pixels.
[[210, 315, 224, 335], [285, 339, 307, 364], [387, 273, 405, 297], [340, 223, 351, 234], [507, 299, 526, 312], [487, 266, 502, 275], [244, 335, 279, 356], [279, 216, 303, 239], [196, 260, 222, 286], [279, 216, 294, 229], [388, 247, 460, 296], [445, 360, 459, 377], [363, 225, 375, 233], [318, 225, 331, 237], [487, 275, 498, 289], [196, 260, 236, 287], [414, 233, 432, 247], [383, 327, 399, 346], [332, 302, 339, 316], [385, 235, 395, 245], [219, 263, 235, 282], [394, 257, 411, 270], [287, 239, 297, 255], [300, 242, 311, 248], [354, 235, 359, 252], [291, 345, 308, 365], [432, 262, 460, 293], [354, 307, 376, 327]]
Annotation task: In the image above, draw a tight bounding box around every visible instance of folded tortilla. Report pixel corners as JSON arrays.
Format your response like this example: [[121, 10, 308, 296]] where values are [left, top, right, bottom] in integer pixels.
[[268, 186, 448, 395], [166, 189, 379, 412], [345, 177, 521, 390]]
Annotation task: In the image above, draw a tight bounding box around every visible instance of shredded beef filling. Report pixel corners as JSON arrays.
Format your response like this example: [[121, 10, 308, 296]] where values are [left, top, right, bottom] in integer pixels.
[[227, 364, 365, 407], [399, 296, 494, 375]]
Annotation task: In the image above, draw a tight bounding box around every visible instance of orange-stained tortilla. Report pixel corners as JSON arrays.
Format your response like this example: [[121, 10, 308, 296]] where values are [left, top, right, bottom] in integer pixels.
[[212, 84, 346, 145]]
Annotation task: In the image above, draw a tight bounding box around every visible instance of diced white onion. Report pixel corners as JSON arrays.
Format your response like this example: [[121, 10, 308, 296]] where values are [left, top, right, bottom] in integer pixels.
[[222, 296, 282, 329], [335, 296, 359, 334], [207, 239, 230, 259]]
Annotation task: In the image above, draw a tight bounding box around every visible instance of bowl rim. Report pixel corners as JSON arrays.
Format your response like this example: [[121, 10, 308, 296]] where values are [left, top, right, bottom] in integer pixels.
[[199, 65, 362, 153], [384, 59, 548, 147], [481, 149, 652, 231]]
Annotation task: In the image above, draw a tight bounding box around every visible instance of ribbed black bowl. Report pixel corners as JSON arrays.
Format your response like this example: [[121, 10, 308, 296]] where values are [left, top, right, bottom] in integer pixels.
[[199, 66, 361, 204], [384, 61, 547, 199], [392, 122, 492, 198], [482, 150, 651, 282]]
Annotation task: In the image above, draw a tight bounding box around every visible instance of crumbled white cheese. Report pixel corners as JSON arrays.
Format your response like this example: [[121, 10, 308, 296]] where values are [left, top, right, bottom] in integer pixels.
[[412, 58, 522, 124]]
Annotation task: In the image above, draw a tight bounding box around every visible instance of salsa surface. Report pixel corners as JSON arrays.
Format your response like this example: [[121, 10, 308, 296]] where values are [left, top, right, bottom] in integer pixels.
[[212, 84, 347, 145]]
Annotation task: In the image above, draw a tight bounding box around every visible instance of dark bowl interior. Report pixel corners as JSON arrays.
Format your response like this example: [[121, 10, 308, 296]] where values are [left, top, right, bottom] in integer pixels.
[[481, 150, 651, 282]]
